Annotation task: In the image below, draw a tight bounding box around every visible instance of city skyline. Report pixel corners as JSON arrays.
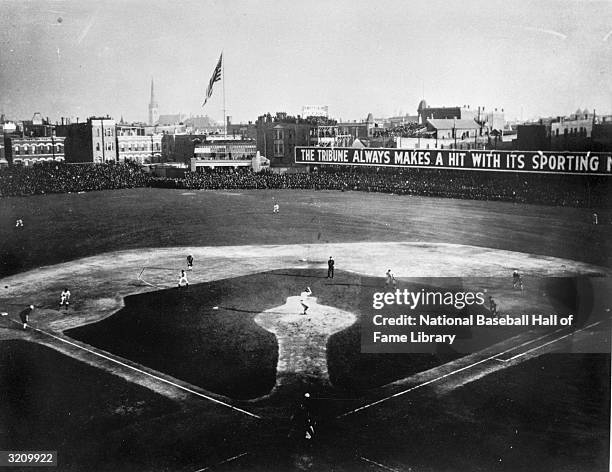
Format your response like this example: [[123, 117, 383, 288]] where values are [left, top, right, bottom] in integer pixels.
[[1, 0, 611, 124]]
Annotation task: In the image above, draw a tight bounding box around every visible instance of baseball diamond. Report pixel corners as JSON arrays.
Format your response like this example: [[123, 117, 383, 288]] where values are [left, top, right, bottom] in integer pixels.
[[4, 3, 612, 470], [1, 187, 610, 471]]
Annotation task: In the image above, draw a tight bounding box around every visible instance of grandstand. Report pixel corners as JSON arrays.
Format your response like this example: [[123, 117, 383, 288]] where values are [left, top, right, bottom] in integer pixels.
[[1, 160, 609, 208]]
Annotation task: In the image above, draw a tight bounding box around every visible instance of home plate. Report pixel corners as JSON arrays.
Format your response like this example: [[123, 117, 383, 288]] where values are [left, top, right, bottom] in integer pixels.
[[212, 306, 219, 310]]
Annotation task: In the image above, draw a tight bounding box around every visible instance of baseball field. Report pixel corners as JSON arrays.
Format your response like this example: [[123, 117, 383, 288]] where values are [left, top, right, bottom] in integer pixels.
[[0, 187, 610, 471]]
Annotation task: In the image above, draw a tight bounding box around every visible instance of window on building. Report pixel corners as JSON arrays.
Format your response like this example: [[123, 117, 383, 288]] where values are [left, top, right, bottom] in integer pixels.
[[274, 141, 284, 157], [96, 143, 100, 151], [274, 129, 284, 140]]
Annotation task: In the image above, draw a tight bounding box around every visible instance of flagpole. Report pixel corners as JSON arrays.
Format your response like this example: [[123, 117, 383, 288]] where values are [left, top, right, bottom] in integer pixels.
[[222, 51, 226, 136]]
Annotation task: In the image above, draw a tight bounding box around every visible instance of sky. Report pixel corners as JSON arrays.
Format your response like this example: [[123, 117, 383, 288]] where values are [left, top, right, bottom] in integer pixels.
[[1, 0, 611, 124]]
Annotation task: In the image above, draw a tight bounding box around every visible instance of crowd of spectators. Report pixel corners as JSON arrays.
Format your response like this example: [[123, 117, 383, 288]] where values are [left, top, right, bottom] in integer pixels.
[[151, 166, 610, 208], [0, 162, 149, 197], [0, 162, 608, 208]]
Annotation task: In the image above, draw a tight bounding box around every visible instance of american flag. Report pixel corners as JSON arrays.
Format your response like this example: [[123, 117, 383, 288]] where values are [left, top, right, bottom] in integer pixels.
[[202, 53, 222, 107]]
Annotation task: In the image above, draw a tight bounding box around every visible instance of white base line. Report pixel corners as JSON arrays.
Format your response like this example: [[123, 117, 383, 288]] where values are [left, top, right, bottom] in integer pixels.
[[360, 456, 400, 472], [8, 318, 261, 419], [492, 327, 566, 362], [504, 320, 605, 361], [338, 320, 607, 419], [137, 273, 168, 290], [194, 452, 248, 472]]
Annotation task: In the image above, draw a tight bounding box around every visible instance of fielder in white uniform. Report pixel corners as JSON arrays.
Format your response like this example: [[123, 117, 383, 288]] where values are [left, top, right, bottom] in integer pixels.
[[60, 289, 71, 309], [178, 270, 189, 288], [300, 287, 312, 315]]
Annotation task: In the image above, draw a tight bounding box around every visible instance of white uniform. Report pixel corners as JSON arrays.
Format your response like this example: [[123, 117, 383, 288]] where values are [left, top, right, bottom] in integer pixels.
[[178, 271, 189, 287], [60, 290, 71, 307], [300, 287, 312, 314], [385, 270, 396, 288], [273, 204, 279, 213]]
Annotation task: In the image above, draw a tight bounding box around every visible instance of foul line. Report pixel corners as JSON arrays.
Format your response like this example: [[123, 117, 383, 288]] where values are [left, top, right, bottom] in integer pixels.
[[492, 327, 566, 362], [360, 456, 400, 472], [138, 268, 171, 290], [501, 320, 605, 362], [8, 318, 261, 419], [193, 452, 248, 472], [338, 320, 607, 419]]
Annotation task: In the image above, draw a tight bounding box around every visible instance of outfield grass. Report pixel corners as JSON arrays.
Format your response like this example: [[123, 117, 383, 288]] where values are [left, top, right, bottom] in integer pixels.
[[1, 188, 610, 278]]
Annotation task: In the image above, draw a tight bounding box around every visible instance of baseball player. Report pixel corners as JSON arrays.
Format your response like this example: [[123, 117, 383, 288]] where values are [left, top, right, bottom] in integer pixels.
[[300, 287, 312, 315], [273, 203, 279, 213], [178, 270, 189, 288], [385, 269, 397, 289], [60, 289, 71, 309], [488, 296, 497, 317], [289, 392, 315, 441], [512, 270, 523, 291], [187, 254, 194, 271], [19, 305, 34, 329]]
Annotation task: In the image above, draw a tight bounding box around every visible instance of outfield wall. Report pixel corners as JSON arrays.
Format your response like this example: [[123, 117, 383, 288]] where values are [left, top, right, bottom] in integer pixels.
[[295, 147, 612, 176]]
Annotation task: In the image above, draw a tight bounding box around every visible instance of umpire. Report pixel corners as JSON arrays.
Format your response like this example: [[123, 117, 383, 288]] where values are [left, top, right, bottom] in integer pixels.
[[327, 256, 334, 279]]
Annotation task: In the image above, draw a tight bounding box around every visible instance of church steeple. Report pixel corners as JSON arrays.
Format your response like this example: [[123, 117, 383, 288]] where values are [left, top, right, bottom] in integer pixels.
[[148, 78, 159, 126]]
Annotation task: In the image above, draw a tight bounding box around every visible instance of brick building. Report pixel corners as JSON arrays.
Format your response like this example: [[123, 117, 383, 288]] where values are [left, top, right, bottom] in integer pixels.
[[256, 113, 343, 167], [3, 135, 65, 166], [57, 117, 117, 163], [116, 123, 162, 164]]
